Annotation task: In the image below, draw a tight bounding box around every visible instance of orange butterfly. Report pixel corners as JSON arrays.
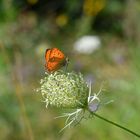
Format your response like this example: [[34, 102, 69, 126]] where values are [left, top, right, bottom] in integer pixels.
[[45, 48, 69, 73]]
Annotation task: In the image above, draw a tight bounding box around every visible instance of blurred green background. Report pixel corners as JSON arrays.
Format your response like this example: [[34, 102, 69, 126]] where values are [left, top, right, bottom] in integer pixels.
[[0, 0, 140, 139]]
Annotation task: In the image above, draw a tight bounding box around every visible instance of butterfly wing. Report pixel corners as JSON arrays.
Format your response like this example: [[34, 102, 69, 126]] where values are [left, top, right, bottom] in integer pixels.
[[49, 48, 65, 60], [45, 48, 67, 72], [45, 49, 52, 71], [47, 61, 61, 72], [45, 49, 51, 62]]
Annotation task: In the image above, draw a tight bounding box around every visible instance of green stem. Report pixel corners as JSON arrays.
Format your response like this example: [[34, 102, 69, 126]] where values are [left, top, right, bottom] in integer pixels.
[[92, 112, 140, 138]]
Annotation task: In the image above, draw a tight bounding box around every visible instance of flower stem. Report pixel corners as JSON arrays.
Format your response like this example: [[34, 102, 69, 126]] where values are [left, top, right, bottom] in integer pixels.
[[92, 112, 140, 138]]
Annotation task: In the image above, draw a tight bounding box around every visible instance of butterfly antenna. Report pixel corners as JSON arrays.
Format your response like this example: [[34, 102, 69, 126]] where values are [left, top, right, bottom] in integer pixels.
[[64, 57, 69, 72]]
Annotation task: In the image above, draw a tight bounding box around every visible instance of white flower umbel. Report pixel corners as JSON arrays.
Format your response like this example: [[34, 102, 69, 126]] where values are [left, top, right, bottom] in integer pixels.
[[37, 71, 102, 132], [39, 71, 89, 109]]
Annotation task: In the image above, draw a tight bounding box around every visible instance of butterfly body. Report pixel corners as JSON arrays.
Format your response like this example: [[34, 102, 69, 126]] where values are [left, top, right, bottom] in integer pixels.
[[45, 48, 68, 73]]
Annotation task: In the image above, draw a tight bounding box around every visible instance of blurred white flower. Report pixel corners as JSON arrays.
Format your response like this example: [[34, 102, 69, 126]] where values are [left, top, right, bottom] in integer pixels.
[[74, 35, 101, 54]]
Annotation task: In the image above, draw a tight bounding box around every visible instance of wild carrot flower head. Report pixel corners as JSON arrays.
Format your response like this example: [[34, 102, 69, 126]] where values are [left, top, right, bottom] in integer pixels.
[[37, 70, 102, 131], [39, 71, 89, 108]]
